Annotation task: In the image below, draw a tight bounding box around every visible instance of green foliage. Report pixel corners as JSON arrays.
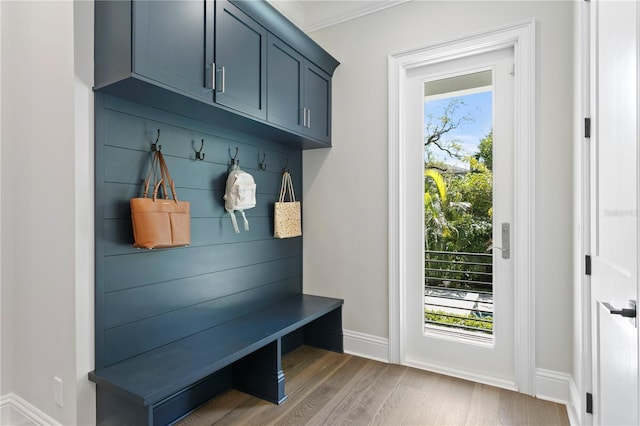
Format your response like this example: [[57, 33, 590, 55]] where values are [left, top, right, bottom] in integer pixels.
[[476, 130, 493, 171], [424, 131, 494, 253], [446, 158, 493, 253], [425, 309, 493, 333]]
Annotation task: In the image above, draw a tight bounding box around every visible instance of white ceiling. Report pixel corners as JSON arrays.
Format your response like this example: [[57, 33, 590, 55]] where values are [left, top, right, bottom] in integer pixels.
[[268, 0, 411, 33]]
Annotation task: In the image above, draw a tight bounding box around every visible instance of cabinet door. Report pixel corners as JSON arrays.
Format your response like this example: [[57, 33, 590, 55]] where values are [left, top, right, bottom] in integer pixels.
[[267, 35, 304, 133], [133, 0, 214, 101], [215, 0, 267, 120], [303, 63, 331, 143]]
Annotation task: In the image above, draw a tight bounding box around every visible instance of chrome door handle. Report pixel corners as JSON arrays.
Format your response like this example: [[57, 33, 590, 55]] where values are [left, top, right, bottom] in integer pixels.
[[603, 301, 637, 318], [488, 223, 510, 259]]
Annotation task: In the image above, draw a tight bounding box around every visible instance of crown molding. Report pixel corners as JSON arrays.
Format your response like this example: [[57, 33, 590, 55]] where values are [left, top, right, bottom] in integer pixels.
[[268, 0, 411, 33]]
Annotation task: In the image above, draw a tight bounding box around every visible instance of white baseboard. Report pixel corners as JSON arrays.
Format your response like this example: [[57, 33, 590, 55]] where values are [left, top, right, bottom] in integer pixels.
[[343, 329, 390, 363], [0, 393, 61, 426], [535, 368, 571, 404]]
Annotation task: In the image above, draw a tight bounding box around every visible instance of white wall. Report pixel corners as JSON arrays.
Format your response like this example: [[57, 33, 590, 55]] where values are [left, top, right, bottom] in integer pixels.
[[0, 0, 8, 400], [1, 1, 95, 424], [303, 1, 575, 376], [73, 1, 96, 424]]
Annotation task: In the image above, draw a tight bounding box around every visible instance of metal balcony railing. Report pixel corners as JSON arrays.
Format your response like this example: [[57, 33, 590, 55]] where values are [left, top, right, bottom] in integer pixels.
[[424, 250, 493, 336]]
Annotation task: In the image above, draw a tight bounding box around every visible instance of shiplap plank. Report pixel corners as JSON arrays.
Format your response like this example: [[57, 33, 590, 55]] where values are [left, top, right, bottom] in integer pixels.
[[102, 97, 303, 174], [104, 257, 301, 327], [103, 147, 301, 197], [104, 278, 300, 366], [104, 234, 301, 293], [103, 107, 303, 175], [103, 216, 279, 256], [102, 183, 284, 220]]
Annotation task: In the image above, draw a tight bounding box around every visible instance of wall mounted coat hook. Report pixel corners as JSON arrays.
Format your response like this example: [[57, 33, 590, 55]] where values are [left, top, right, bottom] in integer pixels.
[[195, 139, 205, 161], [282, 158, 289, 174], [259, 152, 267, 171], [229, 147, 239, 166], [151, 129, 162, 152]]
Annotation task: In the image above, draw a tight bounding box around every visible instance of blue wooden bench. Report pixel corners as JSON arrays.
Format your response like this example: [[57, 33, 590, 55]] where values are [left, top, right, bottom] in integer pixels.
[[88, 294, 343, 426]]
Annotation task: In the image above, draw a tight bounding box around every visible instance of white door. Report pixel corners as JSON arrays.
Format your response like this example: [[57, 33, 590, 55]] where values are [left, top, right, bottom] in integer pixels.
[[403, 47, 516, 386], [590, 0, 639, 424]]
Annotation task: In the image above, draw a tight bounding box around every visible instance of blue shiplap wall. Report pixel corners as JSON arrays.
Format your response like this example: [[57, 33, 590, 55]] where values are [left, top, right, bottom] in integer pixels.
[[95, 93, 303, 369]]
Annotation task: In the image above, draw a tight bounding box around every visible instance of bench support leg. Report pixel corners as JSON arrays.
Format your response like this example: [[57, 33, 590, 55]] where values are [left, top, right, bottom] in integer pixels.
[[232, 339, 287, 404], [304, 306, 344, 353], [96, 386, 152, 426]]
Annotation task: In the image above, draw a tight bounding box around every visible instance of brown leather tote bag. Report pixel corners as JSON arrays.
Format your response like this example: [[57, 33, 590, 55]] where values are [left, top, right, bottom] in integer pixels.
[[130, 150, 190, 249]]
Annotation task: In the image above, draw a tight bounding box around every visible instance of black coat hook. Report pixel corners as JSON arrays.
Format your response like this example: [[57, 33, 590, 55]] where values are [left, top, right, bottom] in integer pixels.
[[195, 139, 205, 161], [259, 152, 267, 171], [151, 129, 162, 152], [282, 158, 289, 174], [229, 147, 239, 166]]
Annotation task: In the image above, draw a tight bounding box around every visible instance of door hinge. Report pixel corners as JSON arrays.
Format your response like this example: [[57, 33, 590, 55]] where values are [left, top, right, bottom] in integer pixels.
[[586, 392, 593, 414], [585, 117, 591, 138], [585, 255, 592, 275]]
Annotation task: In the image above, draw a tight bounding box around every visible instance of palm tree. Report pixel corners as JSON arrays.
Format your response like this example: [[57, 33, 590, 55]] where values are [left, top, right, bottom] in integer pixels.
[[424, 168, 472, 251], [424, 168, 452, 251]]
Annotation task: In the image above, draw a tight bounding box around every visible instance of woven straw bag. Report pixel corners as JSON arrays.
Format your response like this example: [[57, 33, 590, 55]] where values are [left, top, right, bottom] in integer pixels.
[[274, 171, 301, 238]]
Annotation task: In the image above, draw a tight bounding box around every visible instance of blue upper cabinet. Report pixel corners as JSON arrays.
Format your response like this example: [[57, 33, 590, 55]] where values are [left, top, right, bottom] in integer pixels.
[[133, 1, 214, 101], [267, 36, 304, 133], [94, 0, 339, 149], [303, 62, 331, 143], [267, 36, 331, 144], [215, 1, 267, 120]]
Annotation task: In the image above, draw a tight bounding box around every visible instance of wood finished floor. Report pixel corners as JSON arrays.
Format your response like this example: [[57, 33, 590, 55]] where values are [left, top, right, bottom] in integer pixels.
[[177, 346, 569, 426]]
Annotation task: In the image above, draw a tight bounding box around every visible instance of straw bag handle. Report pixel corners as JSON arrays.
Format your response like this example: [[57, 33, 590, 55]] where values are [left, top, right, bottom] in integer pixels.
[[278, 172, 296, 203]]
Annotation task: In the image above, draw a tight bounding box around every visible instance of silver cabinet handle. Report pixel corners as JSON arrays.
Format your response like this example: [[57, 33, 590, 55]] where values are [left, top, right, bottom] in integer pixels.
[[210, 63, 216, 90], [307, 109, 311, 128], [303, 108, 308, 127], [216, 66, 225, 93]]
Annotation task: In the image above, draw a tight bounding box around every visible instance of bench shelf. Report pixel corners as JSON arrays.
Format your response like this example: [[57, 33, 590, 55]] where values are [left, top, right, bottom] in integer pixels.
[[89, 294, 343, 426]]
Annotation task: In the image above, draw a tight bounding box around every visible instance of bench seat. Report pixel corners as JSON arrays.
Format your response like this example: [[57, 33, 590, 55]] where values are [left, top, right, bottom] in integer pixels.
[[89, 294, 343, 425]]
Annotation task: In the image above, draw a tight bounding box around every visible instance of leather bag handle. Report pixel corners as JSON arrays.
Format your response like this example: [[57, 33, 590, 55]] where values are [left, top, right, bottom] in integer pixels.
[[157, 150, 179, 203], [142, 150, 161, 199], [142, 150, 180, 203]]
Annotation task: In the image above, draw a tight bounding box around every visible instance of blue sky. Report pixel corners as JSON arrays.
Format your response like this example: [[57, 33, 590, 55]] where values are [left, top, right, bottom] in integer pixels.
[[424, 91, 492, 168]]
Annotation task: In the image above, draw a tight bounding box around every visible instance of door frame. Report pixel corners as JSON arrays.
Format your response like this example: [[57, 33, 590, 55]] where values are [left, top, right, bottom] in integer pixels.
[[388, 19, 536, 394], [575, 0, 592, 424]]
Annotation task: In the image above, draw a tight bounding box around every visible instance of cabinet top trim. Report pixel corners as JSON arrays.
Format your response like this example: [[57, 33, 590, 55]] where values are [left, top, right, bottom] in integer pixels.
[[231, 0, 340, 76]]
